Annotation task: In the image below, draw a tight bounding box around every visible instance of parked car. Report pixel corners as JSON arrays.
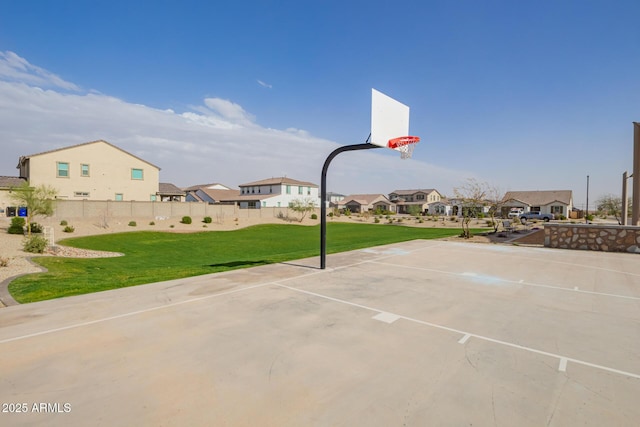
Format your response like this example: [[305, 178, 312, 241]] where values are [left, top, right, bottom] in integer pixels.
[[519, 212, 554, 222], [508, 208, 524, 218]]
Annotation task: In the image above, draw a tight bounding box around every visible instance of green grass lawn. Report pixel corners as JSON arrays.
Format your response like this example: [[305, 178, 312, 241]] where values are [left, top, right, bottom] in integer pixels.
[[9, 223, 484, 303]]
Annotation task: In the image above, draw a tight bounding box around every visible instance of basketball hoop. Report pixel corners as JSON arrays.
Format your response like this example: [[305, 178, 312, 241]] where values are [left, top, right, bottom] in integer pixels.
[[388, 136, 420, 159]]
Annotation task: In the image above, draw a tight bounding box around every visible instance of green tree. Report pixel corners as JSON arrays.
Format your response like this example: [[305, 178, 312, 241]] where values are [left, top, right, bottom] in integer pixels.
[[596, 194, 631, 225], [289, 198, 317, 222], [9, 182, 57, 236], [485, 184, 504, 233], [407, 204, 423, 217], [454, 178, 487, 239]]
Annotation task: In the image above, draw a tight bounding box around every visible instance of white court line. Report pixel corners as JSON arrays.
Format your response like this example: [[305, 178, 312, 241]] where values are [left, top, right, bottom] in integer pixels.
[[370, 261, 640, 301], [275, 283, 640, 380], [559, 358, 568, 372], [441, 242, 640, 277], [458, 334, 471, 344], [373, 312, 401, 324], [0, 241, 442, 345], [0, 265, 335, 345]]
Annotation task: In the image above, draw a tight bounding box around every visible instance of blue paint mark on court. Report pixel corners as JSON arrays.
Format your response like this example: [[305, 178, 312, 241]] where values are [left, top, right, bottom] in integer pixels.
[[361, 248, 409, 256], [461, 272, 508, 286]]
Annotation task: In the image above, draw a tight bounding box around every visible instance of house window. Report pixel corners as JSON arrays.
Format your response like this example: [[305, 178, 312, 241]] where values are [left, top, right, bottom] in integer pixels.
[[74, 191, 90, 198], [80, 164, 90, 177], [286, 185, 291, 194], [277, 202, 281, 207], [307, 186, 311, 195], [115, 193, 123, 201], [248, 201, 257, 209], [551, 205, 564, 214], [270, 186, 273, 193], [298, 186, 303, 195], [417, 194, 425, 200], [531, 206, 541, 213], [57, 162, 69, 178], [131, 168, 144, 180], [150, 194, 157, 201], [262, 201, 267, 207]]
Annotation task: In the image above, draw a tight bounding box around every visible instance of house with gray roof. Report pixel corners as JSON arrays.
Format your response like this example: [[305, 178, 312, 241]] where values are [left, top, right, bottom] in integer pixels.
[[0, 176, 27, 215], [502, 190, 573, 218], [342, 194, 394, 214], [157, 183, 186, 202], [222, 177, 320, 209], [389, 189, 443, 214], [184, 183, 238, 203]]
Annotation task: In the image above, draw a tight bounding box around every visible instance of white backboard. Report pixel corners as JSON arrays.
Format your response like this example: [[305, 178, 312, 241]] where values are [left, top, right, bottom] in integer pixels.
[[370, 88, 410, 149]]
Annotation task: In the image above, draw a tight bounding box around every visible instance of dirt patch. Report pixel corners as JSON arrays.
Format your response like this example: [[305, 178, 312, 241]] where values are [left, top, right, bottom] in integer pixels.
[[511, 229, 545, 245]]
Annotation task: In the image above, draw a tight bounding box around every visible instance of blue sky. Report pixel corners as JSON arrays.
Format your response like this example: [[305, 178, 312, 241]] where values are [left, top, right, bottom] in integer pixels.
[[1, 0, 638, 207]]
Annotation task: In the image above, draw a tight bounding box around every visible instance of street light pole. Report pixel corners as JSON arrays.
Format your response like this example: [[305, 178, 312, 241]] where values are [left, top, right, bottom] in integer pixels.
[[622, 171, 630, 226], [585, 175, 589, 224]]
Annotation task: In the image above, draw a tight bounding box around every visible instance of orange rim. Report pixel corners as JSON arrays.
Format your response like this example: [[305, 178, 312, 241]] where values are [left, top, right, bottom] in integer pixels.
[[388, 136, 420, 149]]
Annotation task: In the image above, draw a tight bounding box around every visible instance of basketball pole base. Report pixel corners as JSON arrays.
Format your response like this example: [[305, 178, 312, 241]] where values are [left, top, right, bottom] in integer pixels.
[[320, 143, 382, 269]]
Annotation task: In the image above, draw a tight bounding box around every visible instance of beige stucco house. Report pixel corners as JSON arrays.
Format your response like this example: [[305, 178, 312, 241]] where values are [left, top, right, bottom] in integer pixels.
[[16, 140, 160, 201], [342, 194, 394, 213], [389, 189, 443, 214], [0, 176, 27, 215], [502, 190, 573, 218]]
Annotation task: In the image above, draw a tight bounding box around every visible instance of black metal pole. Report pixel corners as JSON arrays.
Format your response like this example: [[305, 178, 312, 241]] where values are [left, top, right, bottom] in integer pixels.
[[585, 175, 589, 224], [320, 143, 381, 269]]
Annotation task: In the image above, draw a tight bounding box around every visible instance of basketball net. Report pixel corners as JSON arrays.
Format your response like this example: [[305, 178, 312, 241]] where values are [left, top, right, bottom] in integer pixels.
[[388, 136, 420, 160]]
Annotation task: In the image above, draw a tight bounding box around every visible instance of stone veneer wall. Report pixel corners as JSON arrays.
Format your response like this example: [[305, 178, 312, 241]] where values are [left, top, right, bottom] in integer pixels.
[[544, 223, 640, 253]]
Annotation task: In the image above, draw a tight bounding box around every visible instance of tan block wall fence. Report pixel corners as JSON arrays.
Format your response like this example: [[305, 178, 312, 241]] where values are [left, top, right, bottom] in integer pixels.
[[544, 223, 640, 254], [51, 200, 313, 221]]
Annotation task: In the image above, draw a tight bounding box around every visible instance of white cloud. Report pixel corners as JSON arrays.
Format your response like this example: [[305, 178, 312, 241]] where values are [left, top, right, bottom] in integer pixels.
[[0, 51, 469, 196], [0, 51, 80, 91]]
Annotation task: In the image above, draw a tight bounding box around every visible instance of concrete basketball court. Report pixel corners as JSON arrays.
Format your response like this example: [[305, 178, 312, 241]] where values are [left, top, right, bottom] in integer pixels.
[[1, 240, 639, 426]]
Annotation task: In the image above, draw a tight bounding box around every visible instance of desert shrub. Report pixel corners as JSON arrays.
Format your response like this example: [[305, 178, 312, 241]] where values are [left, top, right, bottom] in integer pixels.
[[170, 225, 175, 228], [63, 225, 75, 233], [11, 217, 25, 227], [181, 216, 192, 224], [0, 257, 9, 267], [8, 224, 24, 234], [9, 217, 25, 233], [203, 216, 212, 224], [328, 212, 334, 217], [556, 215, 567, 220], [310, 213, 318, 220], [29, 222, 43, 233], [149, 221, 155, 225], [374, 218, 380, 223], [60, 220, 68, 226], [128, 221, 137, 227], [586, 214, 594, 221], [23, 235, 48, 253]]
